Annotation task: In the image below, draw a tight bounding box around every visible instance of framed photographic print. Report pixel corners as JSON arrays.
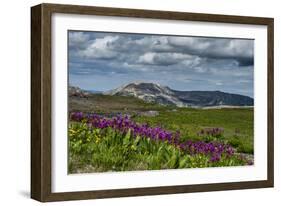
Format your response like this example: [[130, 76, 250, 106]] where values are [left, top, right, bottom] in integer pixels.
[[31, 3, 274, 202]]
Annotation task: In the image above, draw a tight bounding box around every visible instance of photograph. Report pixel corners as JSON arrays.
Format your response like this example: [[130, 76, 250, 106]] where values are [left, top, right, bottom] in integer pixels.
[[67, 30, 254, 174], [30, 3, 274, 201]]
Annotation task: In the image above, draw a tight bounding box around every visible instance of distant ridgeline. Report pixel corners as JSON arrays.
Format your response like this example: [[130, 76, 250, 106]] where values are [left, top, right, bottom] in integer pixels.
[[69, 82, 254, 108], [69, 86, 90, 98]]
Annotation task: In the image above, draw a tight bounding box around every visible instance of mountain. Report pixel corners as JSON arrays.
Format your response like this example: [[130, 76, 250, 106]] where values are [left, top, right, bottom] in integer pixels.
[[103, 82, 254, 107], [69, 86, 90, 98]]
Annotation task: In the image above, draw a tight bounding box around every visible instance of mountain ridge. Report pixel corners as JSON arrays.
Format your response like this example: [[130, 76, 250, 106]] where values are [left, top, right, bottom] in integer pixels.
[[103, 82, 254, 107]]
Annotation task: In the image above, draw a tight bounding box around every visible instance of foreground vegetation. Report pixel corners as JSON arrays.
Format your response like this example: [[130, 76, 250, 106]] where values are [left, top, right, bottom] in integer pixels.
[[69, 112, 253, 173], [70, 94, 254, 154], [134, 108, 253, 154]]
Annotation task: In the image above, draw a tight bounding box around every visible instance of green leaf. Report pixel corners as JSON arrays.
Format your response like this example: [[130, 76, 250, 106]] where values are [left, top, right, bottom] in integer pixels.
[[134, 135, 141, 146], [123, 129, 131, 146], [179, 156, 189, 168]]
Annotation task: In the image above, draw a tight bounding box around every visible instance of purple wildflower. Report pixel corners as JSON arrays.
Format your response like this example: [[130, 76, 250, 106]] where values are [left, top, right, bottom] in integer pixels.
[[70, 112, 238, 163]]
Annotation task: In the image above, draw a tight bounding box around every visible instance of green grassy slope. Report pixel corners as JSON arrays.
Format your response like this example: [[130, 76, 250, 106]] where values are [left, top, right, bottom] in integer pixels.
[[69, 94, 253, 154]]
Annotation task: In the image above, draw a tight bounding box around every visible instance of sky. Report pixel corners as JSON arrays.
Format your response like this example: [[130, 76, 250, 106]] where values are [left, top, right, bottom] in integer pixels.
[[68, 31, 254, 97]]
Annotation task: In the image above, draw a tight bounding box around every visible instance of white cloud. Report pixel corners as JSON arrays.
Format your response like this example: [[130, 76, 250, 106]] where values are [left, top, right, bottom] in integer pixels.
[[137, 52, 198, 66], [69, 31, 253, 69], [68, 31, 254, 97], [78, 36, 119, 59], [69, 32, 90, 48], [167, 36, 253, 64], [168, 36, 210, 50]]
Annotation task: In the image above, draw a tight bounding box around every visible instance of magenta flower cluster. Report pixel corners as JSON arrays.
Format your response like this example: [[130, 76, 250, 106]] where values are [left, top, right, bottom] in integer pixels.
[[179, 140, 234, 162], [70, 112, 180, 144], [70, 112, 238, 163]]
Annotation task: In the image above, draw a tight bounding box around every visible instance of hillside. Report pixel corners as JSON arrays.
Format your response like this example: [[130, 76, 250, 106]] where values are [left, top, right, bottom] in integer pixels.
[[103, 82, 254, 107]]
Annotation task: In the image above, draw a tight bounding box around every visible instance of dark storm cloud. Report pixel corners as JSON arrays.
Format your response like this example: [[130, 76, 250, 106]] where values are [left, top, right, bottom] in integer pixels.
[[68, 31, 254, 97], [166, 36, 254, 67], [236, 57, 254, 66], [68, 31, 253, 67]]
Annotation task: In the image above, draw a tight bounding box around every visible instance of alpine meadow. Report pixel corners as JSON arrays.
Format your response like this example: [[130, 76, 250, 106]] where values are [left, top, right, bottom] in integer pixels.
[[68, 30, 254, 173]]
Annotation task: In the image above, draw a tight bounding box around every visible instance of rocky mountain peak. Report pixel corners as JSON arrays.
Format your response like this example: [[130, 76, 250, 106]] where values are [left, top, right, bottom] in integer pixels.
[[103, 82, 254, 107]]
